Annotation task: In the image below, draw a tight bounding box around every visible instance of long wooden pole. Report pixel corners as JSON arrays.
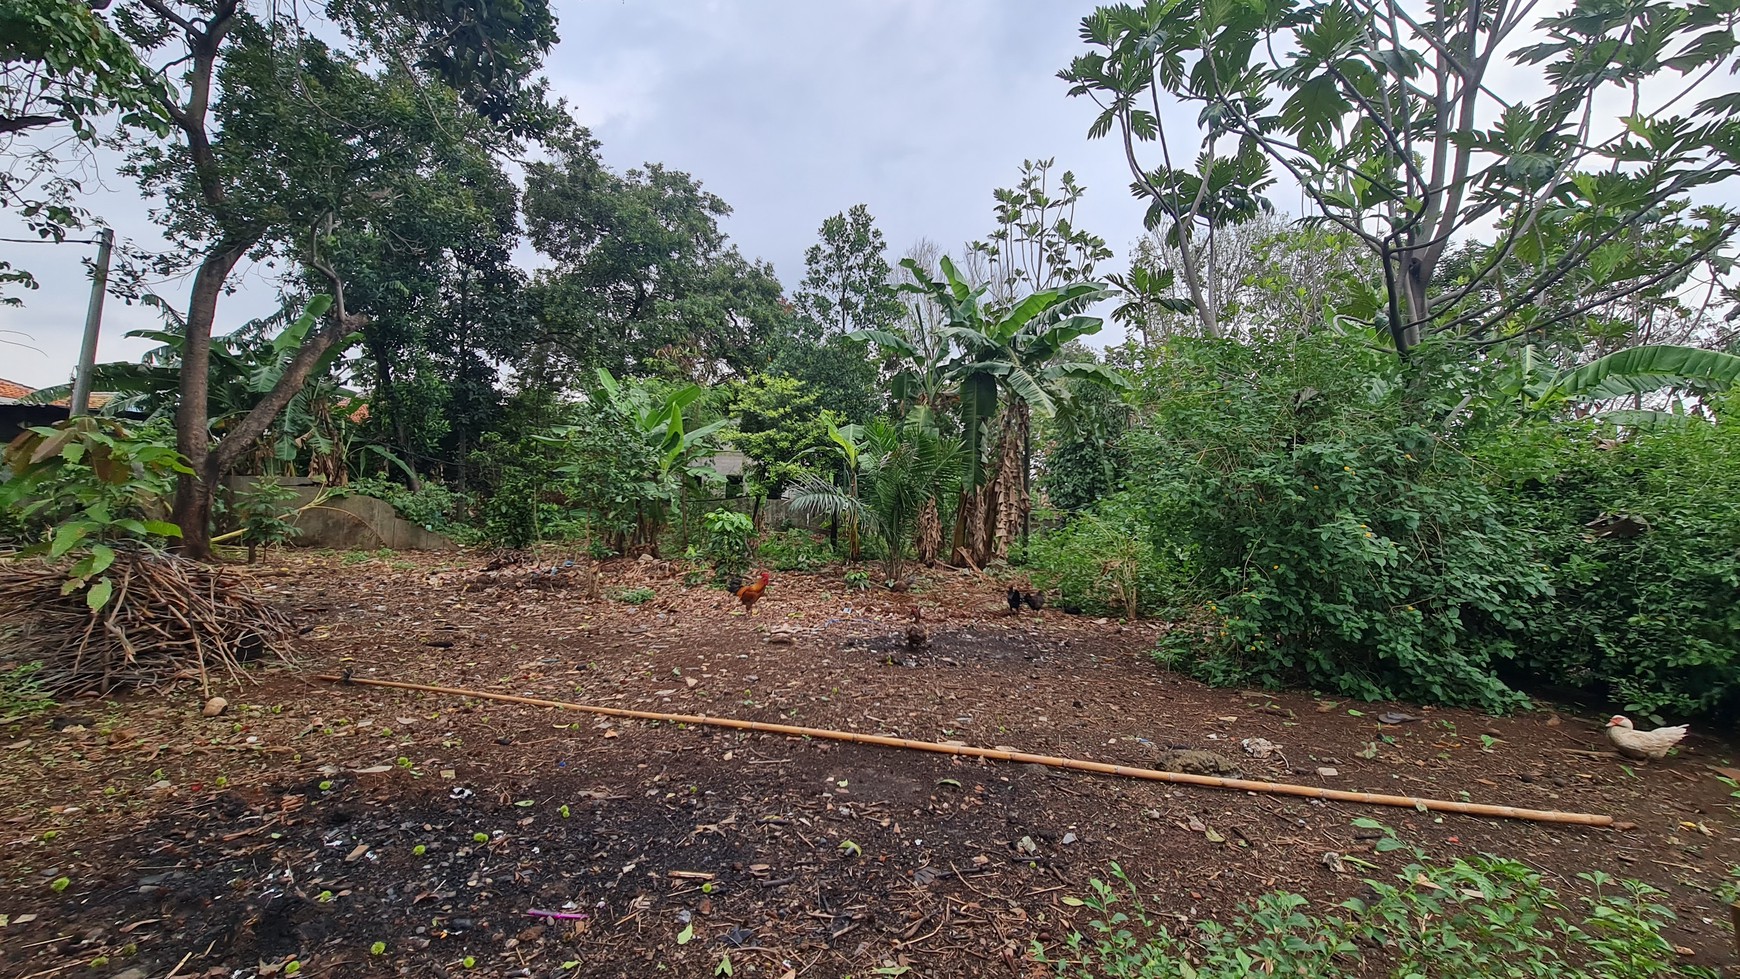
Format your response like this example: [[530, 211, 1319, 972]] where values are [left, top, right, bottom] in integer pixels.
[[314, 674, 1614, 827]]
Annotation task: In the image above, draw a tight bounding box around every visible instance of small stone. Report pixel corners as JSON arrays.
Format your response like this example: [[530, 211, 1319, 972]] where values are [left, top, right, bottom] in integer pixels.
[[1316, 766, 1339, 777], [202, 697, 228, 717]]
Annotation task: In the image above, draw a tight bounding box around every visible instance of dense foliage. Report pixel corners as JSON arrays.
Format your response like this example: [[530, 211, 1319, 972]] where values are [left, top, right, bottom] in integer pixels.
[[1483, 413, 1740, 720]]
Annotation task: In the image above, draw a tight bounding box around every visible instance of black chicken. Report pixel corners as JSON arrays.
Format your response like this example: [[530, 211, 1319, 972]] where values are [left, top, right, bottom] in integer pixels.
[[1007, 587, 1024, 613], [1023, 590, 1044, 611]]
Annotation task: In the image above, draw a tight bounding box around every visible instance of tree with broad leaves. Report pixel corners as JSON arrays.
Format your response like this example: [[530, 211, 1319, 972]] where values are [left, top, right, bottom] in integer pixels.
[[774, 204, 899, 423], [1062, 0, 1740, 356], [969, 158, 1114, 308], [794, 204, 903, 338], [896, 256, 1129, 567], [523, 130, 788, 385], [112, 0, 555, 559]]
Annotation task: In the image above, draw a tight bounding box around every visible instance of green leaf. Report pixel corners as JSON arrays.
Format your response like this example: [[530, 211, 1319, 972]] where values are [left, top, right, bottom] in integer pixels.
[[49, 523, 89, 559], [89, 544, 115, 576], [675, 923, 694, 946], [86, 577, 113, 611], [141, 520, 184, 538], [1549, 345, 1740, 402]]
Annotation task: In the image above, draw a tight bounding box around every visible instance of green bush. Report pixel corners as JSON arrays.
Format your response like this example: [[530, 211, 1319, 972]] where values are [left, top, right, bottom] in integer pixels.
[[756, 527, 831, 572], [1040, 826, 1699, 978], [0, 417, 189, 610], [702, 509, 754, 583], [1114, 333, 1546, 712], [1479, 409, 1740, 720], [1024, 497, 1184, 619], [348, 476, 470, 532]]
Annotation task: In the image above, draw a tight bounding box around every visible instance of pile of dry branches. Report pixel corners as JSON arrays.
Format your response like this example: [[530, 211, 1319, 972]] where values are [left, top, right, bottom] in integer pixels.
[[0, 552, 295, 696]]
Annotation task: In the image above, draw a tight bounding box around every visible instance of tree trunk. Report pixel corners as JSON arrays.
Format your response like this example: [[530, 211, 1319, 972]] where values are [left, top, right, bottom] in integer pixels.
[[915, 496, 940, 565], [993, 406, 1028, 558], [173, 245, 250, 560]]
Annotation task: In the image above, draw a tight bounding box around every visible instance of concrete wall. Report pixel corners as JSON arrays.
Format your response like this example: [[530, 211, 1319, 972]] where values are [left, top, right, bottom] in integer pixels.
[[228, 476, 456, 551]]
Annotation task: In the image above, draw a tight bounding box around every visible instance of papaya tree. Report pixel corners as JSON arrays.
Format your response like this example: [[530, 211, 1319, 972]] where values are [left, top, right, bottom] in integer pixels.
[[1062, 0, 1740, 355]]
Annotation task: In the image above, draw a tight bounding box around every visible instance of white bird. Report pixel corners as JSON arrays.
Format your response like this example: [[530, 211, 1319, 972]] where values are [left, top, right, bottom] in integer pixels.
[[1605, 715, 1689, 760]]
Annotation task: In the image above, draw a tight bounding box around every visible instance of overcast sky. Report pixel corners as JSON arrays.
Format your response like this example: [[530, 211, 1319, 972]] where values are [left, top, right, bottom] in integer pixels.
[[1, 0, 1162, 389], [2, 0, 1732, 389]]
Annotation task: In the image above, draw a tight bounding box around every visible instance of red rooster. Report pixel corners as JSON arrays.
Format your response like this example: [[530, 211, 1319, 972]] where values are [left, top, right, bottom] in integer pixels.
[[735, 570, 771, 615]]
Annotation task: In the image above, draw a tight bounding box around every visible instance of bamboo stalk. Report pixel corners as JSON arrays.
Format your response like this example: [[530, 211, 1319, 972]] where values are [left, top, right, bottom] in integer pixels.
[[314, 675, 1614, 827]]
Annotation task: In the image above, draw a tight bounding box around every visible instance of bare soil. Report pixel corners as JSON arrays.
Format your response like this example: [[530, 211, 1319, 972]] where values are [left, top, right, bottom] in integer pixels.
[[1, 550, 1736, 979]]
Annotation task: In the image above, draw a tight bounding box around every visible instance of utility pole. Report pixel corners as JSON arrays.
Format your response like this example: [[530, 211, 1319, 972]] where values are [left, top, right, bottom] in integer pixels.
[[70, 227, 114, 418]]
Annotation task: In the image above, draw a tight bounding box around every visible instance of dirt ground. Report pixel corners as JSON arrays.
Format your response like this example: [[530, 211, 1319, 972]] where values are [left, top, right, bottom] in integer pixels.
[[1, 549, 1736, 979]]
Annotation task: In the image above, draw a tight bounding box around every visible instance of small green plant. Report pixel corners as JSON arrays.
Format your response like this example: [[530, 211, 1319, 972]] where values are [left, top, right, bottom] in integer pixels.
[[284, 961, 301, 975], [838, 840, 862, 858], [615, 586, 656, 605], [472, 832, 489, 843], [0, 417, 190, 610], [316, 890, 335, 903], [558, 804, 571, 819], [231, 478, 301, 564], [462, 955, 476, 969], [702, 509, 755, 584], [317, 780, 334, 791], [50, 876, 70, 893], [757, 528, 831, 571], [370, 941, 386, 956], [1038, 826, 1693, 979], [0, 663, 54, 718], [843, 569, 870, 590], [412, 844, 427, 856]]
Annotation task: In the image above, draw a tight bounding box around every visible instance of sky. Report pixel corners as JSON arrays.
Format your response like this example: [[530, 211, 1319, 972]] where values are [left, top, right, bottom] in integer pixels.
[[0, 0, 1157, 389], [1, 0, 1733, 389]]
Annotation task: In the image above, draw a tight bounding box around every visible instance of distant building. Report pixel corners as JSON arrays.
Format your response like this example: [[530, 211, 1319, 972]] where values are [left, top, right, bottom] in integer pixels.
[[0, 377, 122, 443]]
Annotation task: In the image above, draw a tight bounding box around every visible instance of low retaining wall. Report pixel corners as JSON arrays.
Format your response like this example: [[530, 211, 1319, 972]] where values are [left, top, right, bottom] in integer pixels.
[[227, 477, 456, 551]]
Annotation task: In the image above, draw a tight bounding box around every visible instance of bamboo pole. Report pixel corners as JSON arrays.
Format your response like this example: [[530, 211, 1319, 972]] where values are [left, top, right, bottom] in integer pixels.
[[314, 674, 1614, 827]]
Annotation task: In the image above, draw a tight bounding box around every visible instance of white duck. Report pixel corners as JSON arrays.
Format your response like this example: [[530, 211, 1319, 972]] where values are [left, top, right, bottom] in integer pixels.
[[1605, 715, 1688, 760]]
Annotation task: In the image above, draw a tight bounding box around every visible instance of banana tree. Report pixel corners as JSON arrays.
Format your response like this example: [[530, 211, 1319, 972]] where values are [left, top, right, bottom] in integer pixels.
[[897, 256, 1128, 567], [796, 419, 869, 559], [1482, 344, 1740, 427], [541, 369, 729, 553]]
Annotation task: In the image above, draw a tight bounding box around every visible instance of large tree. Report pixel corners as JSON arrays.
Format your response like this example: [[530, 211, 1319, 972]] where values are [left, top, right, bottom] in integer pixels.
[[772, 204, 901, 423], [113, 0, 554, 558], [1062, 0, 1740, 355], [523, 130, 787, 385]]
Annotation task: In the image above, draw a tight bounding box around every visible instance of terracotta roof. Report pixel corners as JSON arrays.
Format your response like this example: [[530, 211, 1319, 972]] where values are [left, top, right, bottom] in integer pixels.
[[47, 392, 115, 410], [0, 378, 33, 401]]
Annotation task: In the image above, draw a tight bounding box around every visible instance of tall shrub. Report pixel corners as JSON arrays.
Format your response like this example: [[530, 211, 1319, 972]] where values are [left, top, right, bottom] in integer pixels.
[[1479, 408, 1740, 720], [1122, 332, 1549, 711]]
